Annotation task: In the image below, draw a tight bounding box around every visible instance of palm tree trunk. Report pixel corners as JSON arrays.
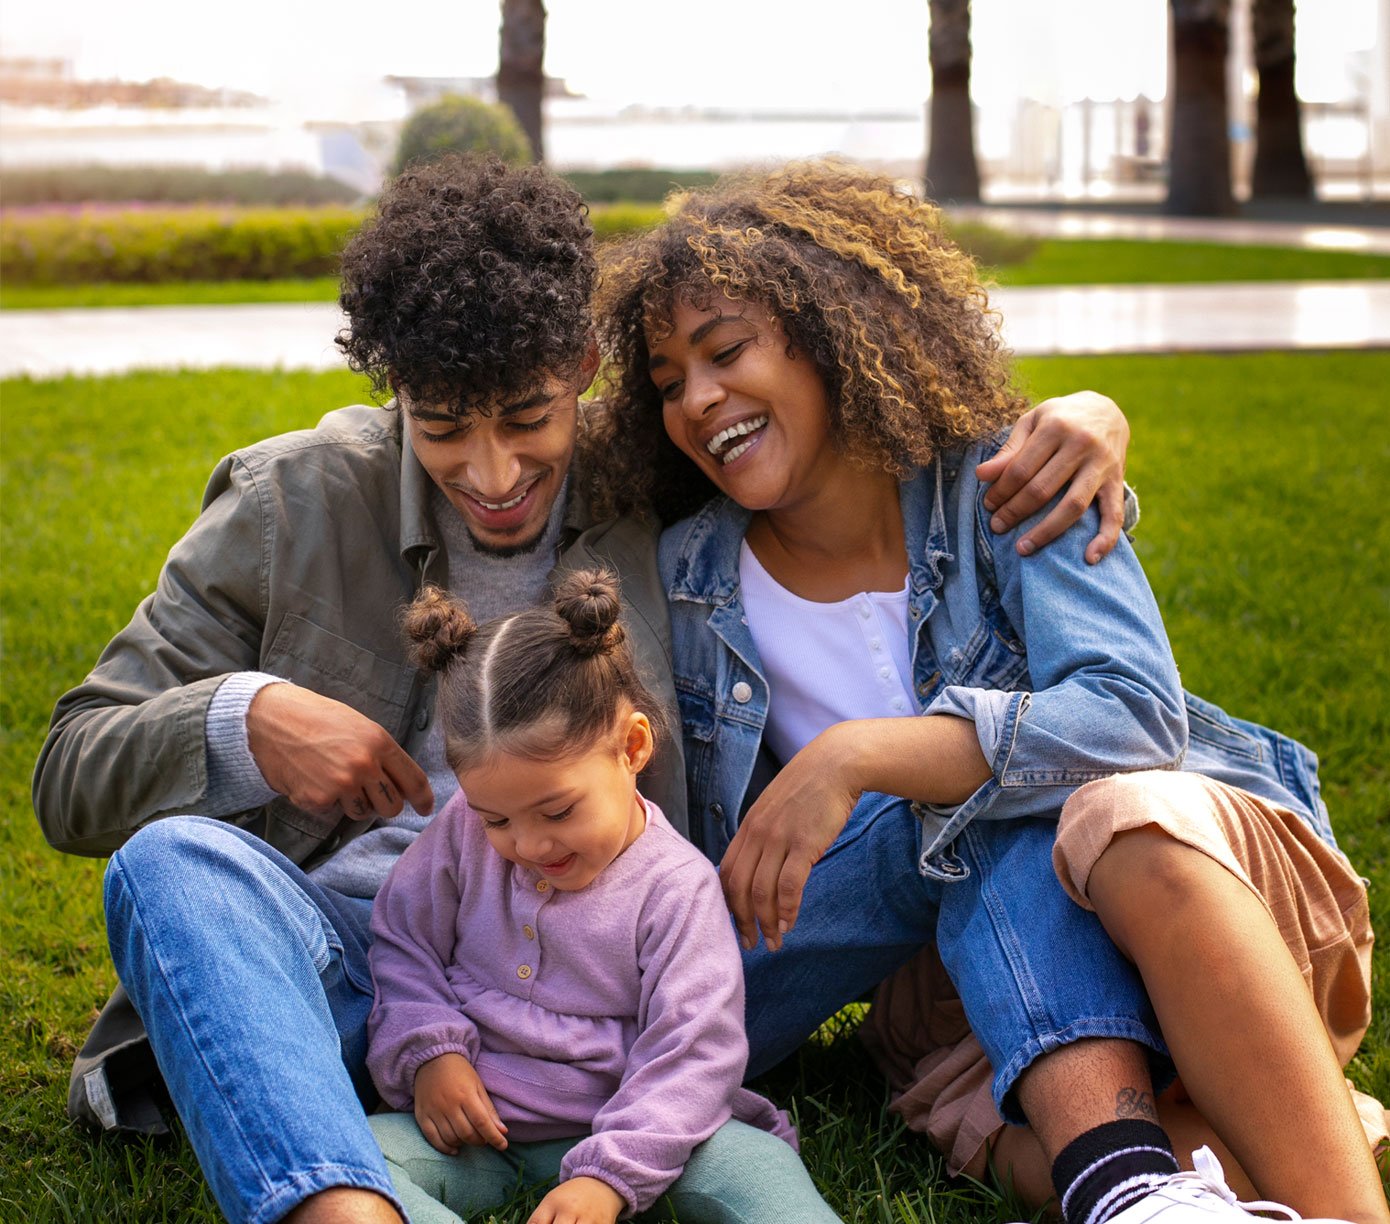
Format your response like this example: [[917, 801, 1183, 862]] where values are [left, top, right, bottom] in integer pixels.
[[498, 0, 545, 163], [1167, 0, 1235, 215], [925, 0, 981, 203], [1251, 0, 1312, 197]]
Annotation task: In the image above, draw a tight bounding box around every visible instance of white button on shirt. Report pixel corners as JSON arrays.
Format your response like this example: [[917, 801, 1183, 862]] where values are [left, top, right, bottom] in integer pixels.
[[739, 543, 919, 765]]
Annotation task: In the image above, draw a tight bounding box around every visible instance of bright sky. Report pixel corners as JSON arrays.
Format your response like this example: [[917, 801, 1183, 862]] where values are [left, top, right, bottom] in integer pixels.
[[0, 0, 1377, 117]]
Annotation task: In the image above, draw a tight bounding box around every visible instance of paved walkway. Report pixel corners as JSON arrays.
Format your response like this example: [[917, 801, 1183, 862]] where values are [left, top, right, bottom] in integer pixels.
[[950, 207, 1390, 253], [3, 281, 1389, 379]]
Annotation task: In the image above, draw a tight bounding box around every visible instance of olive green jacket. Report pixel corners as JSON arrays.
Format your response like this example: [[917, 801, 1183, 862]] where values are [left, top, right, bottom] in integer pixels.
[[32, 404, 686, 1132]]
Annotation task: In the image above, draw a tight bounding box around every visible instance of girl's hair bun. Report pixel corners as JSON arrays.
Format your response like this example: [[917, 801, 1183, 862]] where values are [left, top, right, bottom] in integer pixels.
[[554, 568, 624, 657], [403, 586, 478, 673]]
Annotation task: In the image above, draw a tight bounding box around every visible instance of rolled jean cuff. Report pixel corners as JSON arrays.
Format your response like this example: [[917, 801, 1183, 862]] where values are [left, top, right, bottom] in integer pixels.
[[992, 1017, 1173, 1126], [248, 1163, 405, 1224], [939, 818, 1173, 1127]]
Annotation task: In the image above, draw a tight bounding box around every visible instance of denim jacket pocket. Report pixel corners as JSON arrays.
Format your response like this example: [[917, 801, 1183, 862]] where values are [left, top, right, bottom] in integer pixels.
[[673, 675, 718, 743], [1184, 691, 1264, 763]]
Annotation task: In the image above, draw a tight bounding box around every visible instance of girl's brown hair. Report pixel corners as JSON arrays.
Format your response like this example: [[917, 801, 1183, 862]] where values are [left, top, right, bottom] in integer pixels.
[[586, 160, 1026, 524], [402, 568, 660, 772]]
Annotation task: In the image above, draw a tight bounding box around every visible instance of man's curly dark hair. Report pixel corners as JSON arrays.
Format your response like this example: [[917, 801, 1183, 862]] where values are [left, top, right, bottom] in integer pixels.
[[336, 154, 596, 412]]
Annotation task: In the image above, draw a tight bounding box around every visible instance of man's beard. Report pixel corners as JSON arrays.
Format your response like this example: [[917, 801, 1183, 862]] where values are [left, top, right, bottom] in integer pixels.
[[466, 527, 547, 559]]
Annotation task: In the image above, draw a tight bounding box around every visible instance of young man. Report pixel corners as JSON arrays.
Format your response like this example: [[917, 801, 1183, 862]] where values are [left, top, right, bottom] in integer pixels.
[[34, 155, 1130, 1223], [34, 157, 689, 1224]]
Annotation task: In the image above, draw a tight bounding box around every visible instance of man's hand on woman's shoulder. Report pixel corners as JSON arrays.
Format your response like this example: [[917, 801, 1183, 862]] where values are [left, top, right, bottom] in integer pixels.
[[975, 390, 1131, 565]]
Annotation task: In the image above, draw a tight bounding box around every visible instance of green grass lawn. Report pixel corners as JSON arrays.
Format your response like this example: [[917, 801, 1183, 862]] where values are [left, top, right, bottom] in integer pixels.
[[989, 238, 1390, 285], [4, 238, 1387, 309], [3, 355, 1388, 1220]]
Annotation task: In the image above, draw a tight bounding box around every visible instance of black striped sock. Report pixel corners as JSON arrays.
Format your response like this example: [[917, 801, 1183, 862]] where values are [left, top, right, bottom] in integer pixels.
[[1052, 1119, 1181, 1224]]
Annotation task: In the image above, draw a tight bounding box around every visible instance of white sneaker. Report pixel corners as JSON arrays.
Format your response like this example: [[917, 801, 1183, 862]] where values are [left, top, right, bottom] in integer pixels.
[[1103, 1146, 1353, 1224]]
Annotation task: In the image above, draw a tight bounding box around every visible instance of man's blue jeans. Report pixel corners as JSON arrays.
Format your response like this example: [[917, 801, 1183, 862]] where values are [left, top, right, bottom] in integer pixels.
[[105, 818, 397, 1224], [105, 801, 1165, 1221]]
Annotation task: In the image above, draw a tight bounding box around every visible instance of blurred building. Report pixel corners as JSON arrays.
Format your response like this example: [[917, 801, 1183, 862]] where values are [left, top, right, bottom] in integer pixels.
[[2, 16, 1385, 203]]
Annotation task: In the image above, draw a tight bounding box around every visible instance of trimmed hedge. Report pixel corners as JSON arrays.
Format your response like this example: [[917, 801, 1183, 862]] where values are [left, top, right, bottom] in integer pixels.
[[0, 207, 365, 286], [0, 165, 362, 207], [945, 219, 1039, 271], [0, 204, 669, 286], [563, 168, 721, 203], [0, 202, 1028, 287], [590, 203, 666, 243]]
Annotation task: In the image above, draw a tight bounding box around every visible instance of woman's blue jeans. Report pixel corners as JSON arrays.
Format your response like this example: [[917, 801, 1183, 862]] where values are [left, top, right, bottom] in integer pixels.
[[104, 801, 1165, 1221], [738, 792, 1167, 1118]]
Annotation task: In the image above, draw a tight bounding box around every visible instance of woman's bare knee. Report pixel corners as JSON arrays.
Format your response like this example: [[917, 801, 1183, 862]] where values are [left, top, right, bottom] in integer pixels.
[[1087, 825, 1216, 956]]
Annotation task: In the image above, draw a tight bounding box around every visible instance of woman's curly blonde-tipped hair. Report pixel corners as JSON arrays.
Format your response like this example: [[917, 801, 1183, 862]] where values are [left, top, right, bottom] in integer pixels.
[[585, 160, 1026, 524]]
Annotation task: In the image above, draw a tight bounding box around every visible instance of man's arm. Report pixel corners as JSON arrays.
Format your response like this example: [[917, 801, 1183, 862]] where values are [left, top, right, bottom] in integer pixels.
[[32, 451, 430, 857], [33, 453, 273, 856], [977, 390, 1134, 563]]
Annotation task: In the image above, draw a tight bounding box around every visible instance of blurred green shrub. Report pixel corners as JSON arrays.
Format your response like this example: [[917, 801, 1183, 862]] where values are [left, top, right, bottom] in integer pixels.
[[0, 165, 362, 208], [0, 207, 366, 285], [394, 95, 532, 174], [589, 203, 666, 243], [563, 168, 719, 203], [942, 219, 1039, 269]]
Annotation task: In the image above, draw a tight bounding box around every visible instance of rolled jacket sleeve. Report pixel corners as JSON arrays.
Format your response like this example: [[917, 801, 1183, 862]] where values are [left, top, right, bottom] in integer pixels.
[[916, 483, 1186, 863]]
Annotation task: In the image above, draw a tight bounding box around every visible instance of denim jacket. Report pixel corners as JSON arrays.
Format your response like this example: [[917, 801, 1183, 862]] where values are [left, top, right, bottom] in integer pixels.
[[660, 441, 1333, 880]]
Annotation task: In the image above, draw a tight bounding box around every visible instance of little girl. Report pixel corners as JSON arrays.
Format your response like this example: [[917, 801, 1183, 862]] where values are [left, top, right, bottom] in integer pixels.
[[365, 569, 837, 1224]]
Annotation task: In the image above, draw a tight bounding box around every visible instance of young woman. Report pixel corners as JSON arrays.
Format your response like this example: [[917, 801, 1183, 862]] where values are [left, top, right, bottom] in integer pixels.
[[590, 162, 1387, 1224], [365, 570, 838, 1224]]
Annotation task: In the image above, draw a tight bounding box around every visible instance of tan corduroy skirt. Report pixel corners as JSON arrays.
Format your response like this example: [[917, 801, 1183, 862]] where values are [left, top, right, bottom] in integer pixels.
[[858, 771, 1384, 1179]]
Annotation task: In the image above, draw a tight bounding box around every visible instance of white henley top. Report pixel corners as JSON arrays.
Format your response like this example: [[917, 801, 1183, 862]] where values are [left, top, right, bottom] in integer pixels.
[[738, 541, 919, 765]]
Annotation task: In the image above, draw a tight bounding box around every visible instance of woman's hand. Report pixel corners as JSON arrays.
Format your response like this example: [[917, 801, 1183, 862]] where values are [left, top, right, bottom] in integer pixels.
[[719, 717, 991, 952], [975, 390, 1131, 564], [527, 1176, 624, 1224], [719, 725, 862, 953], [413, 1052, 508, 1155]]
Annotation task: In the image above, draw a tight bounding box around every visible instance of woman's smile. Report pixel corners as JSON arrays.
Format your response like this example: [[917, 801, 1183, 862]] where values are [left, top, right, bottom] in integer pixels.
[[705, 414, 769, 466]]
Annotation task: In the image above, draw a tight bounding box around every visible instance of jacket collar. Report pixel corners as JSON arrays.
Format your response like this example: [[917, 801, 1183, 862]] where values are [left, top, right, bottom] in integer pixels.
[[395, 404, 441, 583], [665, 460, 955, 607], [665, 496, 753, 607]]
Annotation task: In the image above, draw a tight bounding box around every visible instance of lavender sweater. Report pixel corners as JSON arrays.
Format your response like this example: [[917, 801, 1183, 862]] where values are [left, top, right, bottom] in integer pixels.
[[367, 792, 796, 1215]]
